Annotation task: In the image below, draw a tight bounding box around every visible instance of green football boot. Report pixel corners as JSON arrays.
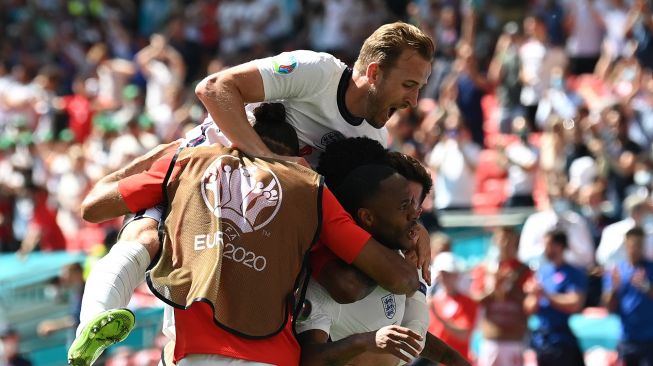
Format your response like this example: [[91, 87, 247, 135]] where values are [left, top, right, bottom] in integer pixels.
[[67, 308, 135, 366]]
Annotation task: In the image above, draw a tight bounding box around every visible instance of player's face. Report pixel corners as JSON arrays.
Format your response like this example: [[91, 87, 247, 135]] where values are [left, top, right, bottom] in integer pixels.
[[367, 174, 421, 251], [407, 180, 425, 207], [366, 49, 432, 129]]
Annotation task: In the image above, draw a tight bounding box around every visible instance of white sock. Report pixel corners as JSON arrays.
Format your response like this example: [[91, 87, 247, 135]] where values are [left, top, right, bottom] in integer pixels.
[[77, 240, 151, 336]]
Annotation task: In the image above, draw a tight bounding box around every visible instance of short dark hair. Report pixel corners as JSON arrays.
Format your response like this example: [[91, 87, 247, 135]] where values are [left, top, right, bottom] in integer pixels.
[[384, 151, 432, 202], [316, 137, 387, 189], [332, 165, 398, 218], [252, 103, 299, 156], [626, 226, 645, 239], [545, 229, 568, 249]]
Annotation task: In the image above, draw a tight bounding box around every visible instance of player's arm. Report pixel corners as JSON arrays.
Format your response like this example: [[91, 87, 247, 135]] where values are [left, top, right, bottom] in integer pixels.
[[317, 259, 376, 304], [81, 141, 180, 222], [420, 333, 471, 366], [352, 239, 419, 295], [321, 188, 419, 295], [81, 172, 131, 223], [298, 326, 423, 366], [195, 62, 272, 157]]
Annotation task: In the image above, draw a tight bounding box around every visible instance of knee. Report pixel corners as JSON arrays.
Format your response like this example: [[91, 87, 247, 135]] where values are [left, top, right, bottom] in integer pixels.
[[137, 230, 161, 259]]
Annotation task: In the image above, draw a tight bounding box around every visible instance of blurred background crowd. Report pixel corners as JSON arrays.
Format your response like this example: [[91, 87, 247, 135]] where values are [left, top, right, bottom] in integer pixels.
[[2, 0, 653, 365]]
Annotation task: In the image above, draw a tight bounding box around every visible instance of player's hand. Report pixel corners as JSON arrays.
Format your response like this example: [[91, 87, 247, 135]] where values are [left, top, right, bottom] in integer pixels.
[[367, 325, 423, 363], [414, 224, 432, 286], [126, 139, 183, 176]]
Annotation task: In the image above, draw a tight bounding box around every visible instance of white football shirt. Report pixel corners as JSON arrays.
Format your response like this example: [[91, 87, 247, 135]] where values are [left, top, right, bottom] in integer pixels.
[[296, 269, 429, 364], [255, 50, 389, 166]]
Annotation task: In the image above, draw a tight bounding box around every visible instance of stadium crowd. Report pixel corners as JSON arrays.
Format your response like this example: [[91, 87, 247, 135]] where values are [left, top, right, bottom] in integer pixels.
[[2, 0, 653, 365]]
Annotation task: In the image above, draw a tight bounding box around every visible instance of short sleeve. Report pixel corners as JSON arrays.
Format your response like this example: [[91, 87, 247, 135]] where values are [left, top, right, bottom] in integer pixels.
[[319, 187, 371, 264], [118, 152, 176, 213], [255, 50, 343, 101], [295, 280, 340, 336]]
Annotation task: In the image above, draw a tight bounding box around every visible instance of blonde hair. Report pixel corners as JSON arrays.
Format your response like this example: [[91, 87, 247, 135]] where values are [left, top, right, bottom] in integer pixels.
[[354, 22, 434, 74]]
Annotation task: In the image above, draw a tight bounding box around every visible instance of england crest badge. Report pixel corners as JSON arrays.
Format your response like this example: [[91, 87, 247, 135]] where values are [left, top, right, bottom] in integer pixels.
[[381, 294, 396, 319]]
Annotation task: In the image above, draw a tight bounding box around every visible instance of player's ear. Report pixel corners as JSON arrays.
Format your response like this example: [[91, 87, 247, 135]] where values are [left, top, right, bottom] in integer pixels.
[[366, 62, 380, 85], [357, 208, 374, 228]]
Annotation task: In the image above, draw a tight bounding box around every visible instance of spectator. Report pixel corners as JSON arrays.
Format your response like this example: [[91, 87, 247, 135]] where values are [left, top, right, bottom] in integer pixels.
[[535, 0, 566, 47], [607, 41, 643, 101], [625, 0, 653, 70], [535, 67, 578, 128], [519, 183, 595, 269], [135, 33, 186, 141], [597, 194, 653, 268], [600, 0, 630, 61], [519, 13, 567, 130], [60, 75, 96, 144], [427, 252, 478, 363], [452, 41, 490, 147], [564, 0, 605, 75], [604, 226, 653, 366], [426, 111, 481, 211], [598, 104, 643, 217], [421, 4, 460, 100], [628, 70, 653, 149], [488, 21, 524, 134], [524, 229, 587, 366], [427, 232, 452, 295], [576, 181, 616, 248], [18, 184, 67, 255], [36, 263, 85, 344], [539, 116, 568, 179], [0, 325, 31, 366], [471, 226, 532, 366], [496, 116, 538, 208]]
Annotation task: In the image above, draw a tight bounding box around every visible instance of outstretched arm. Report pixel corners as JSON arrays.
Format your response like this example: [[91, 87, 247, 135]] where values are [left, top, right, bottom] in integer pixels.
[[81, 140, 181, 222]]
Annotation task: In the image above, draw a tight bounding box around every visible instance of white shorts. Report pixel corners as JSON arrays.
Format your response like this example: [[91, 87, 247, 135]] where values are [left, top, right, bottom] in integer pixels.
[[477, 339, 525, 366], [177, 354, 274, 366]]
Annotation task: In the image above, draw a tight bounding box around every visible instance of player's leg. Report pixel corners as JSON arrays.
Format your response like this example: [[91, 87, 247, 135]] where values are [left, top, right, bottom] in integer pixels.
[[68, 207, 162, 365]]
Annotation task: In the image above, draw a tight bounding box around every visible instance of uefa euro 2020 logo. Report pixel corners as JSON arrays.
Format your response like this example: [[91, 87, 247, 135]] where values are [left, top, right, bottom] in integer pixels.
[[201, 155, 282, 234]]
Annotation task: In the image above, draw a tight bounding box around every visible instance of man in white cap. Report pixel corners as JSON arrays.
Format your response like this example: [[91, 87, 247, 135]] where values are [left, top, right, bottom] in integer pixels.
[[426, 252, 477, 363]]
